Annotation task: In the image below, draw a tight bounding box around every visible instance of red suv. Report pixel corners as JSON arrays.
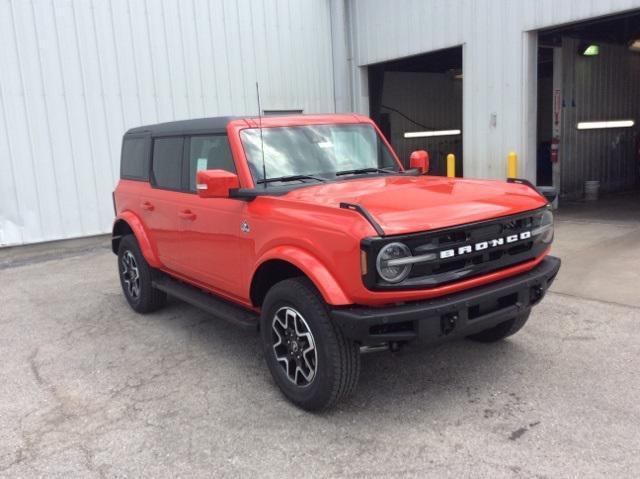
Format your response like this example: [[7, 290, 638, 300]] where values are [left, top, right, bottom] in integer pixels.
[[112, 114, 560, 410]]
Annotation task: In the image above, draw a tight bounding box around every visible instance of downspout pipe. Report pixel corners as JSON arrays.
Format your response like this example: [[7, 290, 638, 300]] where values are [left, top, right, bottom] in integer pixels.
[[329, 0, 353, 113]]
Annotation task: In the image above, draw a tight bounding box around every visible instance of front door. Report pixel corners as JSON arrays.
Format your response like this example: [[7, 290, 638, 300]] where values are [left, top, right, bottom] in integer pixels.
[[171, 134, 246, 300]]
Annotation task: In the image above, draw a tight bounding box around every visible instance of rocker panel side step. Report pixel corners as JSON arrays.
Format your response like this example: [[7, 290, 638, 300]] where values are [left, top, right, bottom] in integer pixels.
[[153, 275, 258, 330]]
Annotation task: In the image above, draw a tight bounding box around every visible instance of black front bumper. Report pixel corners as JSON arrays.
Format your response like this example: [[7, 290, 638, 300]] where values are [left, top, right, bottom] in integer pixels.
[[331, 256, 561, 346]]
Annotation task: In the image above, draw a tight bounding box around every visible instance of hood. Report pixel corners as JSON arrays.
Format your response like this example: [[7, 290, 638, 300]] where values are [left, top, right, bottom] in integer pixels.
[[281, 175, 548, 236]]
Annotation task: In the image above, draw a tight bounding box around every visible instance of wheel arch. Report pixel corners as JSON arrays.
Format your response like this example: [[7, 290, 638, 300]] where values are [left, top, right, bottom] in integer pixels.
[[250, 247, 352, 307], [111, 212, 162, 268]]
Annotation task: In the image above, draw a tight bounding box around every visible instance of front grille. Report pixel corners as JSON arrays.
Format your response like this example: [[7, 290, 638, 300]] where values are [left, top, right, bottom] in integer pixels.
[[362, 207, 549, 290]]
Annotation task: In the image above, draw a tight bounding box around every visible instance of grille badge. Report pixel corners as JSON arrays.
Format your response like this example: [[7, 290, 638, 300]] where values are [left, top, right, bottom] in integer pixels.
[[439, 231, 531, 259]]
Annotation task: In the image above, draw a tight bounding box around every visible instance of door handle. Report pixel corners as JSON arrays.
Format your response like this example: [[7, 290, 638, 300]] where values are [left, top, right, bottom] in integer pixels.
[[178, 209, 196, 220], [141, 201, 154, 211]]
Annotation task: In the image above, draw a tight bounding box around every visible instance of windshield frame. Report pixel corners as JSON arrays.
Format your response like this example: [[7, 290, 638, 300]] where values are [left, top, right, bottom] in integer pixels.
[[238, 122, 404, 188]]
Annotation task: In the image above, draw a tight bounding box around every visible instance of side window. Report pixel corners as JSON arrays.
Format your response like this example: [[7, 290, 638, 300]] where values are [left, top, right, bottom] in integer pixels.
[[188, 135, 235, 192], [120, 137, 149, 180], [152, 137, 183, 190]]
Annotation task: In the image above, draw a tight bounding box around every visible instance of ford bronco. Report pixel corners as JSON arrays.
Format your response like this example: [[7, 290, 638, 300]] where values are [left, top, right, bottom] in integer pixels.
[[112, 114, 560, 410]]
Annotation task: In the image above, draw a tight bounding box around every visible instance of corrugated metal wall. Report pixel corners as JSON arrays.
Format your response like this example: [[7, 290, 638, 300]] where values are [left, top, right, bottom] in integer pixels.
[[381, 72, 462, 175], [0, 0, 335, 246], [560, 37, 640, 198], [348, 0, 640, 182], [4, 0, 640, 246]]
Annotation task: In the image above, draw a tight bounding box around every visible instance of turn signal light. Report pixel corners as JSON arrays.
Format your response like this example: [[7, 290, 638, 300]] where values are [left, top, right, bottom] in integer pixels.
[[360, 250, 368, 275]]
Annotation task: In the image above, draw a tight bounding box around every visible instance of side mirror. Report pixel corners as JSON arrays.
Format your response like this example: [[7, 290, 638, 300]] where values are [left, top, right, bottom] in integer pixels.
[[410, 150, 429, 174], [196, 170, 239, 198]]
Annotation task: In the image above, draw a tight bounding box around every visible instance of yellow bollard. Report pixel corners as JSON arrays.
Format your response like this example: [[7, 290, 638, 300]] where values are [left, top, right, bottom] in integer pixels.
[[446, 153, 455, 178], [507, 151, 518, 178]]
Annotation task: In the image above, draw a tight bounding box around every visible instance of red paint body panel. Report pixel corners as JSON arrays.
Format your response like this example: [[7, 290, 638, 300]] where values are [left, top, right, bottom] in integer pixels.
[[170, 190, 246, 297], [114, 114, 550, 309], [280, 175, 547, 236], [115, 207, 162, 268], [255, 246, 352, 305]]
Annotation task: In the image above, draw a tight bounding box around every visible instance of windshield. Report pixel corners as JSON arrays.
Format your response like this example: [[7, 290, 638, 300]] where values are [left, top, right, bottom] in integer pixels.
[[240, 124, 400, 185]]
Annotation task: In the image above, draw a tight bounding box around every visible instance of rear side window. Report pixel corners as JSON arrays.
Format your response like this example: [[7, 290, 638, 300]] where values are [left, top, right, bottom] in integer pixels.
[[152, 137, 184, 190], [187, 135, 235, 192], [120, 137, 149, 180]]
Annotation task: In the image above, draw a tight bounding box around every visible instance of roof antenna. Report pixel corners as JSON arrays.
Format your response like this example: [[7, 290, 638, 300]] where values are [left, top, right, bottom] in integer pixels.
[[256, 82, 267, 188]]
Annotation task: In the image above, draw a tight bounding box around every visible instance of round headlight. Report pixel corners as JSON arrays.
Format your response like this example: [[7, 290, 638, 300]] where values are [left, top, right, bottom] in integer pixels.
[[537, 209, 554, 243], [376, 242, 412, 283]]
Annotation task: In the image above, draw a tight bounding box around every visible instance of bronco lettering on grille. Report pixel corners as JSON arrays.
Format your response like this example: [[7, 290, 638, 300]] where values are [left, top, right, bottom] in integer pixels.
[[439, 231, 531, 259]]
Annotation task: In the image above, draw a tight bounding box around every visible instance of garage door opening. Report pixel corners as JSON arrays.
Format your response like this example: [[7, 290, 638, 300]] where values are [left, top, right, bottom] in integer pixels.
[[368, 46, 463, 176], [537, 11, 640, 200]]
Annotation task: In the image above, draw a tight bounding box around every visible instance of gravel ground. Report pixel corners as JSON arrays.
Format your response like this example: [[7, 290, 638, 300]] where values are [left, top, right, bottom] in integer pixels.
[[1, 243, 639, 478]]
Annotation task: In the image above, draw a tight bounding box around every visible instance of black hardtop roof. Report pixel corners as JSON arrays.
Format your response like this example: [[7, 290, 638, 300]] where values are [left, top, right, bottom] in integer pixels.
[[123, 113, 361, 137], [125, 116, 240, 137]]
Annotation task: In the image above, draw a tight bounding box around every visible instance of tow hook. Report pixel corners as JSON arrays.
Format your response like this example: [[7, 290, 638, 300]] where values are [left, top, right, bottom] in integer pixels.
[[530, 285, 545, 305], [441, 313, 458, 335]]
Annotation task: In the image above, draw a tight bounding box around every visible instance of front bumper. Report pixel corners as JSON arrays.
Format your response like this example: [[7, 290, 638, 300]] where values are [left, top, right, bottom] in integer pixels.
[[331, 256, 560, 345]]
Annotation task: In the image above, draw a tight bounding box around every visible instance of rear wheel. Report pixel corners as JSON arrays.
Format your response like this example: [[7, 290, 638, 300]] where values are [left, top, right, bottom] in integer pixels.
[[117, 235, 166, 313], [466, 310, 531, 343], [260, 277, 360, 411]]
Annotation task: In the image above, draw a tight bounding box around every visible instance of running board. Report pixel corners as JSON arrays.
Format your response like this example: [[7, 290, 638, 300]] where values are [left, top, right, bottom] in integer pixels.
[[153, 275, 258, 330]]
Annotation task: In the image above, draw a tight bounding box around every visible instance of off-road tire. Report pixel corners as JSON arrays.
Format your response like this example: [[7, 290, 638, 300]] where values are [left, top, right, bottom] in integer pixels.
[[466, 310, 531, 343], [260, 277, 360, 411], [117, 234, 166, 313]]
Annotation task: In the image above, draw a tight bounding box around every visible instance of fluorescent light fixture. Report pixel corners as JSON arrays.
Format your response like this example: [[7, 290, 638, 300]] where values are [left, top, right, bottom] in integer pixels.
[[629, 39, 640, 52], [577, 120, 634, 130], [404, 129, 461, 138], [579, 43, 599, 56]]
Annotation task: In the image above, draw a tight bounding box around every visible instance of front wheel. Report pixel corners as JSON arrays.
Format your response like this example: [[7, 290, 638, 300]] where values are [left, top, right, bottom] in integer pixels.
[[260, 278, 360, 411], [466, 310, 531, 343]]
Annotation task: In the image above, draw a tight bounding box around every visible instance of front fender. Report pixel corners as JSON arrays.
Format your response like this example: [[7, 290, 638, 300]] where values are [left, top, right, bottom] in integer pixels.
[[113, 211, 162, 268], [256, 246, 352, 306]]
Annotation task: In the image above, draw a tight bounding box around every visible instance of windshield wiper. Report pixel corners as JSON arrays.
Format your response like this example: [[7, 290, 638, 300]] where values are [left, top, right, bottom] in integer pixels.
[[256, 174, 326, 185], [335, 167, 396, 177]]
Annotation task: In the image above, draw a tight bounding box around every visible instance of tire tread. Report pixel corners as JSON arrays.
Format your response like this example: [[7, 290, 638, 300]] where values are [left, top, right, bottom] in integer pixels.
[[118, 235, 166, 314], [261, 277, 360, 410]]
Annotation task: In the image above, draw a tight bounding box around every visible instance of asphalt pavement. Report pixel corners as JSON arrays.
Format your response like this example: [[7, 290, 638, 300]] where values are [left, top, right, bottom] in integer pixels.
[[1, 199, 639, 478]]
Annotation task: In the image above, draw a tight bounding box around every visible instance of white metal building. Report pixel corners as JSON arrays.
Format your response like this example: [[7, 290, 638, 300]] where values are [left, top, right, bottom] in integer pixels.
[[2, 0, 640, 246]]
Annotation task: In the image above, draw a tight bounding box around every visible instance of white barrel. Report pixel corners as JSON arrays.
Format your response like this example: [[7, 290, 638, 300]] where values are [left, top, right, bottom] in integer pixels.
[[584, 180, 600, 201]]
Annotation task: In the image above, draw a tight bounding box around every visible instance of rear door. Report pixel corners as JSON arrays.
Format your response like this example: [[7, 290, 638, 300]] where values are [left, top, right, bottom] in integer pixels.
[[170, 134, 246, 299], [143, 136, 184, 271]]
